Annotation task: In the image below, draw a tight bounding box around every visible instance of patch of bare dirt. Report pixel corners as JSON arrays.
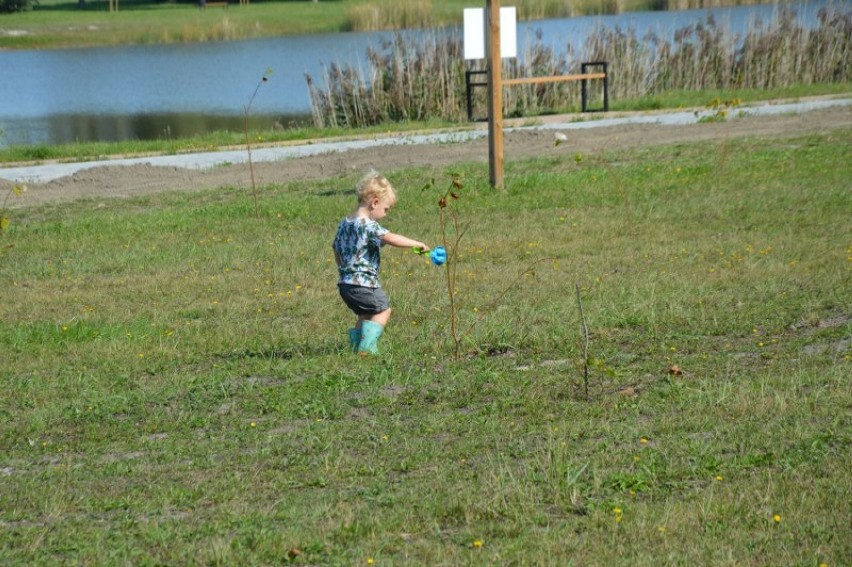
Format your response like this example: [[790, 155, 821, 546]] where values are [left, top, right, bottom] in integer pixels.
[[3, 104, 850, 208]]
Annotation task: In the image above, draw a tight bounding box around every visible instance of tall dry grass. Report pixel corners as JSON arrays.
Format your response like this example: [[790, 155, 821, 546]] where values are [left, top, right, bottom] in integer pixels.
[[344, 0, 434, 32], [343, 0, 786, 30], [307, 6, 851, 128], [306, 30, 466, 127]]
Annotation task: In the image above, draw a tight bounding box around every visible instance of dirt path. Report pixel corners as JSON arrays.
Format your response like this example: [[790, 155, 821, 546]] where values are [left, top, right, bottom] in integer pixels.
[[3, 102, 850, 209]]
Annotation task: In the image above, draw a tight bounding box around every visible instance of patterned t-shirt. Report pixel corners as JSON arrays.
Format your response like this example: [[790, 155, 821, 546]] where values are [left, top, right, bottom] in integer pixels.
[[332, 217, 389, 288]]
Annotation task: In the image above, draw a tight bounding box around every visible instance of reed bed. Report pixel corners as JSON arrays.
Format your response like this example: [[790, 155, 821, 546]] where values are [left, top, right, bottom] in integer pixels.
[[342, 0, 783, 31], [345, 0, 434, 32], [307, 6, 851, 128], [514, 0, 777, 20], [306, 30, 466, 127]]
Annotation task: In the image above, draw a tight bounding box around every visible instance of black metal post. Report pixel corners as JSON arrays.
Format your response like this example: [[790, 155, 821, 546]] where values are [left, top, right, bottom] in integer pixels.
[[580, 61, 609, 113], [466, 70, 473, 122], [465, 70, 489, 122]]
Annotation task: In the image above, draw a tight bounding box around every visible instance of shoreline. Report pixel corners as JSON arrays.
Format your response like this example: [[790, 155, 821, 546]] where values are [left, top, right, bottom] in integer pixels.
[[3, 95, 851, 183]]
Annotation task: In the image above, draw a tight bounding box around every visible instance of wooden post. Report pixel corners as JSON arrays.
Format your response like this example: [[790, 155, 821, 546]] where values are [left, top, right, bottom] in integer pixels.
[[485, 0, 503, 189]]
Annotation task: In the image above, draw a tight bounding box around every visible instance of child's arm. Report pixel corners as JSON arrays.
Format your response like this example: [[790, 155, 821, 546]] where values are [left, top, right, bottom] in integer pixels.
[[382, 232, 430, 252]]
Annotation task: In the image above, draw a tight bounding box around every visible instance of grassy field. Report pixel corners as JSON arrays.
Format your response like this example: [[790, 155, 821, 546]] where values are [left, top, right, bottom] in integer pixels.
[[1, 126, 850, 564], [1, 0, 356, 49]]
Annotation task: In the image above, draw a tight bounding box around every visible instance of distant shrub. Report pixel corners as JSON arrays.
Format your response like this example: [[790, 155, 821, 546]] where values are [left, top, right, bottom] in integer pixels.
[[0, 0, 37, 13]]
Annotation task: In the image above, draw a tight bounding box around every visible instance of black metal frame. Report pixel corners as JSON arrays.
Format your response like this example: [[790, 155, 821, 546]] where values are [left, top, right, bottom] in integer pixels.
[[465, 62, 609, 121], [465, 69, 489, 122], [581, 61, 609, 113]]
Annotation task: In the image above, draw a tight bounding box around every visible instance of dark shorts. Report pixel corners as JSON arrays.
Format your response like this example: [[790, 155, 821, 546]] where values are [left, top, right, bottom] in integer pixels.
[[338, 284, 390, 315]]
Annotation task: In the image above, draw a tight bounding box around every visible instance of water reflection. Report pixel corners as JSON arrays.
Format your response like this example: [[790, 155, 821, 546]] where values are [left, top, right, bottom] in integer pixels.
[[0, 112, 311, 147]]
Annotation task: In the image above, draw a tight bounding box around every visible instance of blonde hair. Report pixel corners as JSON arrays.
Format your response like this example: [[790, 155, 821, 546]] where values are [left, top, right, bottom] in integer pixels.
[[357, 170, 396, 206]]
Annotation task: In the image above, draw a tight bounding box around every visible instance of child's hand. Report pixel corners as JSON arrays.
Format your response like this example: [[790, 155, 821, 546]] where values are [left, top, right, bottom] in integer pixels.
[[413, 243, 431, 253]]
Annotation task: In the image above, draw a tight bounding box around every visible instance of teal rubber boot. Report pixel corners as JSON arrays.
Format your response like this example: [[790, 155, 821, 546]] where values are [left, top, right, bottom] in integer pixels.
[[357, 321, 384, 355], [348, 327, 361, 352]]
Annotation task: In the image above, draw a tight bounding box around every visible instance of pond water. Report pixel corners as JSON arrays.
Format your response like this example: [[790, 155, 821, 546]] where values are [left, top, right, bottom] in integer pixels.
[[0, 0, 837, 147]]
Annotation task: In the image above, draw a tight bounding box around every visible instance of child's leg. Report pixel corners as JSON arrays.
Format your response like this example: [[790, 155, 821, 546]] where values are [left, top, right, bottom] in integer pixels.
[[347, 315, 371, 351], [358, 308, 391, 355], [348, 324, 361, 352], [367, 309, 391, 327]]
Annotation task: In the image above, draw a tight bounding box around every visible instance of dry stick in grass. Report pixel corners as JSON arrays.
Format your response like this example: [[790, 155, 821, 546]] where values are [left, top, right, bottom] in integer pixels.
[[717, 139, 730, 172], [437, 181, 469, 359], [436, 175, 558, 358], [575, 282, 590, 399], [244, 70, 271, 219], [594, 137, 634, 235], [0, 184, 26, 241]]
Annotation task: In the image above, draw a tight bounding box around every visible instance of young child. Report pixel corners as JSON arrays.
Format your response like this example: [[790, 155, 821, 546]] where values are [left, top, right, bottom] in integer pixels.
[[332, 171, 430, 355]]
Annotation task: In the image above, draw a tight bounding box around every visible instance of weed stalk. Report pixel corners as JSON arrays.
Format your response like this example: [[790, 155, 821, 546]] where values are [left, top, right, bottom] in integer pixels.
[[244, 69, 272, 219], [0, 184, 26, 255]]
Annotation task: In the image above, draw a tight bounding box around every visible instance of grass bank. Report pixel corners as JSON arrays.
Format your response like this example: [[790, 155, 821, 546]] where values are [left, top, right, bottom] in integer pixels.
[[0, 117, 462, 165], [1, 0, 790, 51], [1, 125, 849, 564]]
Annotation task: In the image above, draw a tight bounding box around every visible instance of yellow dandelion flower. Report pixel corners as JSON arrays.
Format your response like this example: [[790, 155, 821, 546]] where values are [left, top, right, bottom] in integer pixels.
[[367, 558, 374, 565], [473, 539, 483, 548], [773, 514, 781, 523], [250, 422, 256, 428], [640, 437, 648, 444]]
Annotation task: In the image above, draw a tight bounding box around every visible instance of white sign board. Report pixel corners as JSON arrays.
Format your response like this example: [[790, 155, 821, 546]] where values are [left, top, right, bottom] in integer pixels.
[[463, 7, 517, 60]]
